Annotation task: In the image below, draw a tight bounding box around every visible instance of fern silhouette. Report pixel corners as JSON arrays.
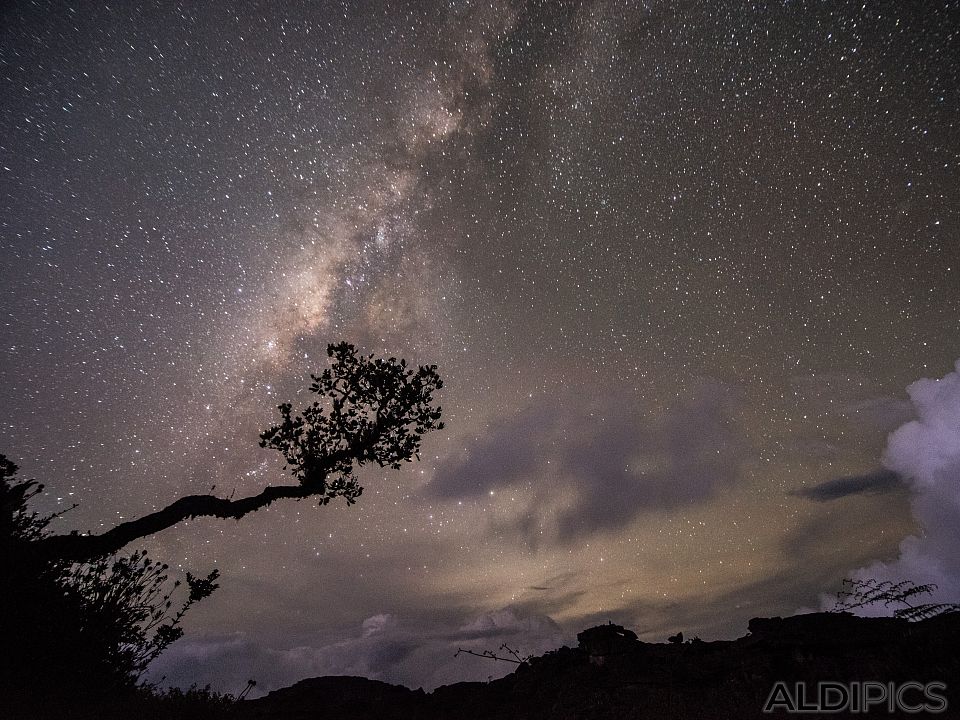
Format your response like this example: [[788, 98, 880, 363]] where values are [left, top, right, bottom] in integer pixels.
[[832, 578, 960, 621]]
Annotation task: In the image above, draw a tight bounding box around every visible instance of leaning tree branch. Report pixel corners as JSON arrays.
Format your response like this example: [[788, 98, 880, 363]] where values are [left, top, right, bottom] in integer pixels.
[[35, 426, 372, 564], [36, 423, 409, 564], [27, 342, 443, 566], [35, 482, 316, 564], [38, 435, 377, 564]]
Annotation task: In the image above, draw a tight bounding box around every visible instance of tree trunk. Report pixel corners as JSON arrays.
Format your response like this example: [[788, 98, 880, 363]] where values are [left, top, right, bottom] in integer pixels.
[[36, 483, 315, 564]]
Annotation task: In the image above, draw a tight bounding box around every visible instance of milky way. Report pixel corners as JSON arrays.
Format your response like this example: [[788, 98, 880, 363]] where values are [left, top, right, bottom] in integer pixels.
[[1, 0, 959, 696]]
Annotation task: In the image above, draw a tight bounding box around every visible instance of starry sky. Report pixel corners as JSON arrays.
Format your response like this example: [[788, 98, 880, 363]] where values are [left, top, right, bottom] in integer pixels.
[[2, 0, 959, 697]]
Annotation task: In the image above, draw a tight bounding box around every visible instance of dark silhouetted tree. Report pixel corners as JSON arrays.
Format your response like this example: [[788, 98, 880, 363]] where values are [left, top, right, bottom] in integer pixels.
[[1, 342, 442, 711], [34, 342, 443, 564]]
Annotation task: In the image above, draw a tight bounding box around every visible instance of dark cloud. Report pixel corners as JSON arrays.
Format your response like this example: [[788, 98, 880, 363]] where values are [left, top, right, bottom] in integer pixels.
[[428, 404, 554, 499], [794, 469, 904, 502], [430, 383, 749, 542]]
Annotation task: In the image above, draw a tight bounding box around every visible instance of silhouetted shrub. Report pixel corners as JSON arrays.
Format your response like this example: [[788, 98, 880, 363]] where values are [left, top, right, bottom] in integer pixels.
[[0, 456, 217, 708]]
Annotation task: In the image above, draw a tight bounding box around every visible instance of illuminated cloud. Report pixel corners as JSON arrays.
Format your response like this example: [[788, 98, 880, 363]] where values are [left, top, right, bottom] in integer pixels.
[[852, 361, 960, 600], [148, 605, 564, 697]]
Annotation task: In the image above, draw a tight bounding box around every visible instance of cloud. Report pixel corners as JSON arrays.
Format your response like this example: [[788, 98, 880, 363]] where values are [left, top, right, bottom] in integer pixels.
[[794, 469, 904, 502], [453, 607, 562, 641], [847, 360, 960, 603], [429, 383, 749, 543], [147, 606, 566, 697], [428, 403, 553, 500], [362, 613, 395, 637]]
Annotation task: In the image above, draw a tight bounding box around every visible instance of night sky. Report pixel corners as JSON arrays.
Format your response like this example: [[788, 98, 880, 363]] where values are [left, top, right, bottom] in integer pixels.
[[2, 0, 959, 697]]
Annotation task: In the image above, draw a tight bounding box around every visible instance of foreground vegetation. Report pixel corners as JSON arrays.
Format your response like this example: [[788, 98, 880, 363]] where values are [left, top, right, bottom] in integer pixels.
[[0, 344, 442, 718]]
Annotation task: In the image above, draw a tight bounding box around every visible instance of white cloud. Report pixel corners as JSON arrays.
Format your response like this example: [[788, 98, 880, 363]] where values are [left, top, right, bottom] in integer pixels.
[[850, 360, 960, 603]]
